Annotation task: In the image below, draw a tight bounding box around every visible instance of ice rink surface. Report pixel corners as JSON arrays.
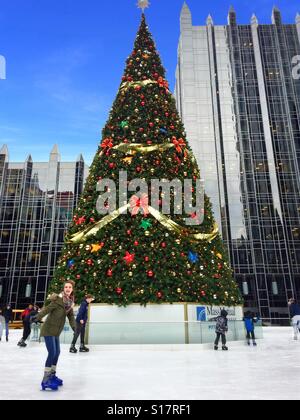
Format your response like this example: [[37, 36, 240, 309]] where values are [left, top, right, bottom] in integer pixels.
[[0, 327, 299, 400]]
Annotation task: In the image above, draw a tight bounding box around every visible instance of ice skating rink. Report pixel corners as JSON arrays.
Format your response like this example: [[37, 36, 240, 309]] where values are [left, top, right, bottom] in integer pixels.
[[0, 328, 299, 400]]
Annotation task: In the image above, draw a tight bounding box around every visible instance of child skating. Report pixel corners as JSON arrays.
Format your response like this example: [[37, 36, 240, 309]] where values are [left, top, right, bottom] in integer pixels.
[[214, 309, 229, 351]]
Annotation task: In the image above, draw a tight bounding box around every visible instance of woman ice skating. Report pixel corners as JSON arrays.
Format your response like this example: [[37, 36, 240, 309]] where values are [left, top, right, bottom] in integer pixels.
[[70, 294, 94, 354], [244, 311, 259, 346], [18, 304, 34, 347], [214, 309, 229, 351], [34, 281, 76, 391], [288, 298, 300, 340]]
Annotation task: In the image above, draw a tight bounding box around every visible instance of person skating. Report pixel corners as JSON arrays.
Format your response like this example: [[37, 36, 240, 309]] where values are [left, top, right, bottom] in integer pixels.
[[244, 311, 259, 346], [288, 298, 300, 340], [30, 304, 40, 342], [0, 309, 5, 341], [34, 281, 76, 391], [18, 304, 34, 347], [214, 309, 229, 351], [70, 294, 94, 354], [3, 304, 13, 342]]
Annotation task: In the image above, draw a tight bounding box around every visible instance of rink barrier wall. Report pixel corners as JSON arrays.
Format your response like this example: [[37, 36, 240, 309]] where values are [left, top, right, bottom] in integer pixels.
[[58, 303, 259, 345]]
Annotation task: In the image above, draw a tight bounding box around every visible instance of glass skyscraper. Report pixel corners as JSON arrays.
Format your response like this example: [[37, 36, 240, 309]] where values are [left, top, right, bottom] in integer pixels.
[[176, 3, 300, 322], [0, 145, 88, 308]]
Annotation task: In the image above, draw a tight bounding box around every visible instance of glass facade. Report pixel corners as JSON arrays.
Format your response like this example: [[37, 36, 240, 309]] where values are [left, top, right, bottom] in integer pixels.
[[0, 145, 88, 308], [176, 5, 300, 321]]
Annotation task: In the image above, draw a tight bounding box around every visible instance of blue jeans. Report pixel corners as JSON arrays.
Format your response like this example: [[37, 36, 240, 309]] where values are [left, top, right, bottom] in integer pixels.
[[5, 321, 9, 338], [44, 337, 61, 369]]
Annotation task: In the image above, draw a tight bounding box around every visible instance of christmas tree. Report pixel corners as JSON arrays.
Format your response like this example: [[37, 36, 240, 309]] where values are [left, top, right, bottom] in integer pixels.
[[50, 14, 243, 307]]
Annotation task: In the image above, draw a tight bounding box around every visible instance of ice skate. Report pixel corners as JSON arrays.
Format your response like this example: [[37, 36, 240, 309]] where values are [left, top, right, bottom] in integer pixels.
[[222, 346, 228, 351], [79, 345, 90, 353], [51, 375, 63, 387], [18, 339, 27, 347], [214, 345, 218, 351], [41, 379, 59, 391], [69, 345, 78, 353]]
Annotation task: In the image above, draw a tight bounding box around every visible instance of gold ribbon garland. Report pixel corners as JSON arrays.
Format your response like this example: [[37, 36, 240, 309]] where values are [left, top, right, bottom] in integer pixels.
[[113, 142, 175, 155], [69, 203, 219, 244]]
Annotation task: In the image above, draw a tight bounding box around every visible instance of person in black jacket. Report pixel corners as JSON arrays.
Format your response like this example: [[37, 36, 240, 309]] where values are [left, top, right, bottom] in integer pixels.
[[3, 304, 13, 342], [70, 294, 94, 354], [288, 298, 300, 340]]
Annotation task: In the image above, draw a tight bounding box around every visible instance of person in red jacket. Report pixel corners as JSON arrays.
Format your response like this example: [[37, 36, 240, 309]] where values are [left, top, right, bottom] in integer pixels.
[[17, 304, 34, 347]]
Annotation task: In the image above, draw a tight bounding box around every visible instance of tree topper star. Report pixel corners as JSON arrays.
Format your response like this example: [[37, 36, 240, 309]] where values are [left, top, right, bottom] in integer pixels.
[[137, 0, 150, 12]]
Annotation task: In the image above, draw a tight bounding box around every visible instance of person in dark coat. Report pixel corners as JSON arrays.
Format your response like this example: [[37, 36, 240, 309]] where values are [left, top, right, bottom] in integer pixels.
[[243, 311, 259, 346], [70, 294, 94, 354], [3, 304, 13, 342], [34, 281, 76, 391], [17, 304, 34, 347], [288, 298, 300, 340], [214, 309, 229, 351]]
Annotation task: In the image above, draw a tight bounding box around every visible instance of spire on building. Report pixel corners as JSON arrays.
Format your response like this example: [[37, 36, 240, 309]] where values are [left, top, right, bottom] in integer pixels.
[[180, 1, 192, 30], [228, 5, 237, 25], [50, 144, 61, 162], [272, 6, 282, 25], [206, 14, 214, 26], [0, 144, 9, 158], [76, 153, 85, 163], [296, 13, 300, 25], [25, 154, 33, 163], [251, 14, 258, 26]]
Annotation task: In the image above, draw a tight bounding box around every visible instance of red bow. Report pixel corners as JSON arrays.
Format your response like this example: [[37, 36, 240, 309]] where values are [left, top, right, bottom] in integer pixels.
[[172, 137, 186, 154], [74, 216, 86, 226], [101, 138, 114, 150], [157, 76, 169, 90], [129, 194, 149, 216]]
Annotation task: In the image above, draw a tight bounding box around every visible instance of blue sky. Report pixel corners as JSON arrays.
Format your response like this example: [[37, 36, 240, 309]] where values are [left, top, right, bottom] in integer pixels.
[[0, 0, 299, 164]]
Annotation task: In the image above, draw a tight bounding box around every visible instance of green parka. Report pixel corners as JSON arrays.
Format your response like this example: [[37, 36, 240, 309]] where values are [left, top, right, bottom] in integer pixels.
[[37, 293, 76, 337]]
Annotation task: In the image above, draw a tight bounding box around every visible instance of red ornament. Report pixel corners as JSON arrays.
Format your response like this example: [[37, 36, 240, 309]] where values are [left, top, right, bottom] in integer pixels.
[[218, 263, 223, 270], [136, 167, 142, 173], [90, 217, 95, 223], [134, 241, 139, 246], [116, 288, 123, 295], [139, 127, 144, 133], [161, 243, 167, 248], [157, 292, 163, 299], [149, 122, 154, 128], [76, 275, 81, 279], [141, 102, 145, 106], [145, 256, 150, 262], [87, 259, 93, 266], [127, 230, 132, 236], [109, 163, 115, 169], [107, 269, 113, 277], [147, 271, 154, 278], [113, 259, 118, 265]]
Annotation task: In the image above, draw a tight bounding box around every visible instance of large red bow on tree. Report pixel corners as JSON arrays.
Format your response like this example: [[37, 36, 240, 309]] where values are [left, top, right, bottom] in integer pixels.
[[101, 137, 114, 150], [129, 194, 150, 216], [172, 136, 187, 155]]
